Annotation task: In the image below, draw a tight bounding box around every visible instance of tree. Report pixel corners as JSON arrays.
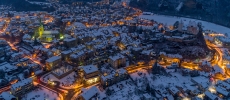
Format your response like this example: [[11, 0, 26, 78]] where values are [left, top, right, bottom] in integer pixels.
[[24, 70, 29, 78], [0, 70, 5, 79], [146, 82, 151, 92], [106, 88, 112, 96]]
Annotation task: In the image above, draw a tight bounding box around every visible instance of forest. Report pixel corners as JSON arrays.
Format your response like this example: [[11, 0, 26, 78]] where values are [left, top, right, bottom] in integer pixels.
[[129, 0, 230, 28], [0, 0, 55, 12]]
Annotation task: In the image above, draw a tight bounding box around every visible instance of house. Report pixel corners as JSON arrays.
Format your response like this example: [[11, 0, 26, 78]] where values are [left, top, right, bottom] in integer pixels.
[[212, 65, 225, 79], [214, 36, 230, 47], [204, 91, 218, 100], [40, 30, 59, 43], [10, 78, 34, 96], [168, 86, 180, 96], [61, 50, 72, 62], [80, 65, 100, 86], [216, 86, 230, 99], [191, 76, 209, 91], [200, 61, 212, 72], [78, 86, 99, 100], [70, 51, 85, 66], [108, 53, 126, 69], [64, 37, 77, 48], [101, 68, 129, 88], [0, 92, 16, 100], [187, 21, 199, 35], [45, 56, 61, 71], [0, 62, 17, 74], [142, 93, 153, 100], [10, 52, 24, 62]]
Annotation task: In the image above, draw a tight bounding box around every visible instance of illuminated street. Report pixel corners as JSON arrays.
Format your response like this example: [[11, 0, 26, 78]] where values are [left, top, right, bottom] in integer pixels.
[[0, 0, 230, 100]]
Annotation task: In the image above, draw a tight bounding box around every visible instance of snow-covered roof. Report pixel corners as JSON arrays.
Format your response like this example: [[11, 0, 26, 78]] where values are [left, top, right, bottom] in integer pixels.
[[0, 92, 15, 100], [81, 86, 98, 100], [0, 62, 17, 72], [191, 76, 209, 86], [216, 86, 228, 96], [204, 91, 217, 100], [46, 56, 61, 63], [201, 60, 211, 67], [43, 30, 59, 35], [143, 93, 151, 99], [213, 65, 224, 74], [11, 78, 33, 90], [82, 65, 98, 74], [216, 36, 230, 43], [109, 54, 125, 61]]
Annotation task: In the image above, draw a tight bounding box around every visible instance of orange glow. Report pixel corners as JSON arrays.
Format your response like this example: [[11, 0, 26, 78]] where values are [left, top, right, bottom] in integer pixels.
[[7, 42, 17, 50], [44, 44, 52, 49]]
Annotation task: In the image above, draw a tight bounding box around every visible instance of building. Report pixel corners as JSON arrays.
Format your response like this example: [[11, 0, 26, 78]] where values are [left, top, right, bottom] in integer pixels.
[[63, 37, 77, 48], [45, 56, 61, 71], [216, 86, 230, 99], [10, 78, 34, 96], [101, 68, 129, 88], [108, 54, 126, 69], [78, 86, 99, 100], [199, 61, 212, 72], [51, 66, 74, 79], [0, 62, 18, 74], [142, 93, 153, 100], [128, 20, 137, 33], [187, 21, 199, 35], [40, 30, 59, 43], [214, 36, 230, 47], [61, 50, 72, 62], [204, 91, 218, 100], [0, 92, 17, 100], [80, 65, 100, 86], [212, 65, 225, 80]]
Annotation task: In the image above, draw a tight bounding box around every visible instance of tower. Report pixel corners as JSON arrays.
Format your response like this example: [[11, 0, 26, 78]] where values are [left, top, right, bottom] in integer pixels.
[[38, 18, 44, 38]]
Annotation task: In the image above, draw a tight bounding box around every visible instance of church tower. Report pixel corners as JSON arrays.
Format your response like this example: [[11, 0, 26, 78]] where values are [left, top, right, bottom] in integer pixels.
[[38, 18, 44, 38]]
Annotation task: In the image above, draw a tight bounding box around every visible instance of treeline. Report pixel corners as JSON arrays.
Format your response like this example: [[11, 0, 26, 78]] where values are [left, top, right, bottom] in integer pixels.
[[0, 0, 55, 12], [59, 0, 102, 4]]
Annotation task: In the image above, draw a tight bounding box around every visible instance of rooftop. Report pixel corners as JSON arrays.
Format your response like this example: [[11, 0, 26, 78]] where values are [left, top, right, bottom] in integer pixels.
[[82, 65, 98, 74], [46, 56, 61, 63], [11, 78, 33, 90]]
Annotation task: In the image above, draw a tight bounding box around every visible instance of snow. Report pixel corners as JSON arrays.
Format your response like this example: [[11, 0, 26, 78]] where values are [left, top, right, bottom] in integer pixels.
[[204, 91, 217, 100], [41, 72, 78, 89], [216, 86, 228, 96], [52, 66, 73, 76], [213, 65, 224, 74], [22, 86, 61, 100], [81, 65, 98, 74], [109, 54, 125, 61], [139, 15, 230, 35], [81, 86, 98, 100], [46, 56, 61, 63], [0, 62, 17, 72], [0, 92, 15, 100], [11, 78, 33, 90], [107, 79, 141, 100]]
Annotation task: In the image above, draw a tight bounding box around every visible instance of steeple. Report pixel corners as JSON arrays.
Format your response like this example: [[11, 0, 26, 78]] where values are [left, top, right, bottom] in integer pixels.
[[38, 18, 44, 38]]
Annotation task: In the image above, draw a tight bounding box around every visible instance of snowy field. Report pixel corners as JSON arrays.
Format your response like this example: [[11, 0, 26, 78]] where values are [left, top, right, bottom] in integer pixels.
[[21, 86, 61, 100], [139, 15, 230, 35], [107, 79, 141, 100], [41, 72, 78, 89], [130, 69, 194, 88]]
